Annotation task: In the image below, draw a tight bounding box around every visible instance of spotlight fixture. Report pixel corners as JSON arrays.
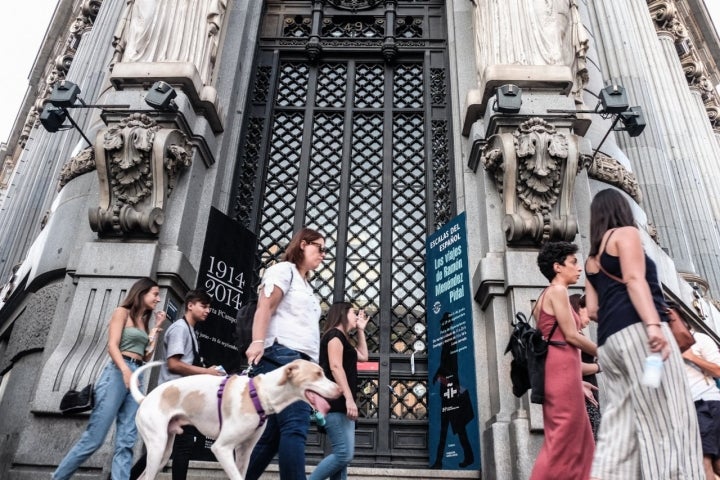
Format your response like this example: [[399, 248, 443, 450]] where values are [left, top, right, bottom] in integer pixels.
[[39, 104, 68, 133], [145, 81, 178, 111], [598, 84, 629, 114], [619, 106, 646, 137], [546, 83, 647, 159], [38, 81, 129, 146], [49, 80, 81, 108], [493, 84, 522, 114]]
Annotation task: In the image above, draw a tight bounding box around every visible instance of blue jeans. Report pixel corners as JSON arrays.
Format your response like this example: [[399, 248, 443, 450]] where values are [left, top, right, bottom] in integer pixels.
[[53, 358, 142, 480], [308, 412, 355, 480], [245, 343, 312, 480]]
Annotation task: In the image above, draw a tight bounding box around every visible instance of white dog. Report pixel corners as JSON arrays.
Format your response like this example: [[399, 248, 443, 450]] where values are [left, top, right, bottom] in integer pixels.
[[129, 359, 341, 480]]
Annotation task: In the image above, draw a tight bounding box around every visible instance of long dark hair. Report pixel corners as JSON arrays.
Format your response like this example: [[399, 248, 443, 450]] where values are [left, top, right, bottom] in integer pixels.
[[282, 227, 324, 270], [120, 277, 158, 328], [589, 189, 636, 256], [323, 301, 353, 335]]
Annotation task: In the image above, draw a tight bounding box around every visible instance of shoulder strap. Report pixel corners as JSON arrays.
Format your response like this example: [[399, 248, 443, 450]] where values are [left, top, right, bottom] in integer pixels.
[[532, 288, 559, 334], [592, 228, 626, 284], [183, 318, 199, 359], [533, 287, 564, 343]]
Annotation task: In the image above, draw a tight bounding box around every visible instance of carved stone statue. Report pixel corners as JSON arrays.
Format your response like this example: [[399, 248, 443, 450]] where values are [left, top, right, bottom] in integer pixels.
[[117, 0, 228, 85], [472, 0, 588, 104]]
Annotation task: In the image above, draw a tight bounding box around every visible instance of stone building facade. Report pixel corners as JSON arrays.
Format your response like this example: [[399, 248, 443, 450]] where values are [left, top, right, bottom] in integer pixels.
[[0, 1, 720, 478]]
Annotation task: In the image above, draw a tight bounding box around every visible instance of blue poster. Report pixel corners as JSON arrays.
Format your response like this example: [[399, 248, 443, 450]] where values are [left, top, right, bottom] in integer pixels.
[[427, 212, 480, 470]]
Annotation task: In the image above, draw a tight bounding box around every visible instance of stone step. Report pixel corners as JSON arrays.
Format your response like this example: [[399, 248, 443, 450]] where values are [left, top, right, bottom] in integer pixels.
[[155, 461, 480, 479]]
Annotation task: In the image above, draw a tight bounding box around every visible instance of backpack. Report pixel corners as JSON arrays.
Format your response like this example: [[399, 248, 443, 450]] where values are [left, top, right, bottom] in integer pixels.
[[504, 311, 562, 404], [235, 301, 258, 358]]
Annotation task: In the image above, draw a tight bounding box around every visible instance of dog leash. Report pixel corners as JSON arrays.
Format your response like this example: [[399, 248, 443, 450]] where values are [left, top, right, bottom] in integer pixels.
[[216, 374, 267, 430]]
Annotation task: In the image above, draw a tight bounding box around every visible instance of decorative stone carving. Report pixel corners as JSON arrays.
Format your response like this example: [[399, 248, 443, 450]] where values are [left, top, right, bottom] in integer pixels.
[[581, 152, 642, 203], [569, 0, 589, 106], [481, 118, 579, 244], [647, 0, 720, 133], [473, 0, 586, 83], [647, 0, 687, 40], [113, 0, 228, 86], [646, 222, 660, 245], [58, 147, 96, 190], [89, 113, 192, 235], [326, 0, 383, 11]]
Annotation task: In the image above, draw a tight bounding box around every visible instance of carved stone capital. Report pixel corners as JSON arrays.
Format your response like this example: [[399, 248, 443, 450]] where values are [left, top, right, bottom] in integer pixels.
[[89, 113, 192, 236], [481, 118, 579, 245], [647, 0, 687, 41], [647, 0, 720, 132], [582, 152, 642, 203]]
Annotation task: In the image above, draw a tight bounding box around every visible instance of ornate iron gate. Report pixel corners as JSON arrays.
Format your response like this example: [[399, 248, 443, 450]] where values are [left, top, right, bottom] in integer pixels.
[[231, 0, 453, 467]]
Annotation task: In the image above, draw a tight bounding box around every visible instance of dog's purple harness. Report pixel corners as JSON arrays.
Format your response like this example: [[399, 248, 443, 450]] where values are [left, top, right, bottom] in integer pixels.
[[217, 375, 267, 430]]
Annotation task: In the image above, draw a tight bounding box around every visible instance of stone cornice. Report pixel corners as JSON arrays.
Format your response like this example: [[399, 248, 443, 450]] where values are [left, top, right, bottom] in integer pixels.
[[647, 0, 720, 133]]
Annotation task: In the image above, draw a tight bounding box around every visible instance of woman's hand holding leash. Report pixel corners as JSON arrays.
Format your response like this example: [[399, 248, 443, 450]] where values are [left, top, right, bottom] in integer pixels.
[[246, 340, 265, 366]]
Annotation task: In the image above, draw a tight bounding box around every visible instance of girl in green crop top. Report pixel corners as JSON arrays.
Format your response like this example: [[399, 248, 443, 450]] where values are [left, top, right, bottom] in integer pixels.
[[53, 278, 167, 480]]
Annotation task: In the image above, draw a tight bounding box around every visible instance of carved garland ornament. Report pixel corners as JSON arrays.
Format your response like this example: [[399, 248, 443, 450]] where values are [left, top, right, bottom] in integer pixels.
[[58, 147, 96, 189], [326, 0, 383, 11], [580, 152, 642, 203], [89, 113, 192, 236], [482, 118, 579, 244]]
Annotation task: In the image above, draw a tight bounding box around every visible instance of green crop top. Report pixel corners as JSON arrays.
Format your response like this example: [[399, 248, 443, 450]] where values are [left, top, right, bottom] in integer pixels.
[[119, 327, 149, 356]]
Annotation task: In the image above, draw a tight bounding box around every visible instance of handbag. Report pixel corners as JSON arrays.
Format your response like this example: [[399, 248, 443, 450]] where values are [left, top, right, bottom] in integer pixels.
[[59, 383, 95, 414], [665, 306, 696, 352]]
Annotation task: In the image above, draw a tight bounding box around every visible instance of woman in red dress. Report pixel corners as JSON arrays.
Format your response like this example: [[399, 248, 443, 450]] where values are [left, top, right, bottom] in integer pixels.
[[530, 241, 598, 480]]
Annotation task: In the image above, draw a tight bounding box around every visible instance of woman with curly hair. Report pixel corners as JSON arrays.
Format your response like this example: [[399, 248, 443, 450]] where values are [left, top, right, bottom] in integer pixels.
[[530, 241, 597, 480]]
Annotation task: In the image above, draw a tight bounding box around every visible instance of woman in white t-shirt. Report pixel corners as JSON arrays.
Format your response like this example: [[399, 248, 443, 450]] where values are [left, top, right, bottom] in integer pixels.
[[244, 227, 327, 480]]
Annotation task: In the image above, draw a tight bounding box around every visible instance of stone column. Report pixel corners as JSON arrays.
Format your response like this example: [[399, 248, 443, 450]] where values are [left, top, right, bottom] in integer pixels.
[[644, 0, 720, 295], [588, 0, 720, 292]]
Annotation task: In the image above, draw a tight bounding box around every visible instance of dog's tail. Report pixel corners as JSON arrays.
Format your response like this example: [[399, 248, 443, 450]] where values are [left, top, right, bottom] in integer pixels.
[[129, 360, 164, 403]]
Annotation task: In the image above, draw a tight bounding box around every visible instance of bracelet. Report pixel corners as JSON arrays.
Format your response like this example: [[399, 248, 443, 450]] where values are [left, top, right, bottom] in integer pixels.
[[645, 323, 661, 328], [251, 340, 264, 344], [596, 362, 602, 373]]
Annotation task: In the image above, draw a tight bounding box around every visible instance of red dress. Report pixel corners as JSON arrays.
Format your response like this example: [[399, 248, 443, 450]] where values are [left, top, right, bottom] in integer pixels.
[[530, 308, 595, 480]]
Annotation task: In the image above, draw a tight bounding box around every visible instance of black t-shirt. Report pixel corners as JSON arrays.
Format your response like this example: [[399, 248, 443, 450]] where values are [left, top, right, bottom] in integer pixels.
[[319, 328, 358, 413]]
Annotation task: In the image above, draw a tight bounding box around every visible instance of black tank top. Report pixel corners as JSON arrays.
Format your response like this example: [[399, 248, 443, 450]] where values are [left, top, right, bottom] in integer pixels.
[[319, 329, 358, 413], [586, 251, 668, 346]]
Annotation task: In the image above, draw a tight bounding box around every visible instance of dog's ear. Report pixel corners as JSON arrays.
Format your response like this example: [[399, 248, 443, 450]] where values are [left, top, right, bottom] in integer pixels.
[[278, 363, 299, 385]]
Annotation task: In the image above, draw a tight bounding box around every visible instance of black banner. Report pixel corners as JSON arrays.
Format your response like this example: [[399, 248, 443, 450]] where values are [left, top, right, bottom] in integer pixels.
[[195, 207, 257, 374]]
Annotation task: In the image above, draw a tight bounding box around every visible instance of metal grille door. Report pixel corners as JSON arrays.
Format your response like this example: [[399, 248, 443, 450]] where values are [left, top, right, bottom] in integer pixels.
[[231, 0, 453, 467]]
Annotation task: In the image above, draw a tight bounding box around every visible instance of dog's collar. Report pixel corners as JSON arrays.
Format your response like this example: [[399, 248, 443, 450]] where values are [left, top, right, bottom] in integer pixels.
[[248, 377, 267, 428]]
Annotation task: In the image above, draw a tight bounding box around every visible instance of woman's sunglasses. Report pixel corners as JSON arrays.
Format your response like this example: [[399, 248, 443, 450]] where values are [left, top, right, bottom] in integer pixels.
[[309, 241, 327, 254]]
